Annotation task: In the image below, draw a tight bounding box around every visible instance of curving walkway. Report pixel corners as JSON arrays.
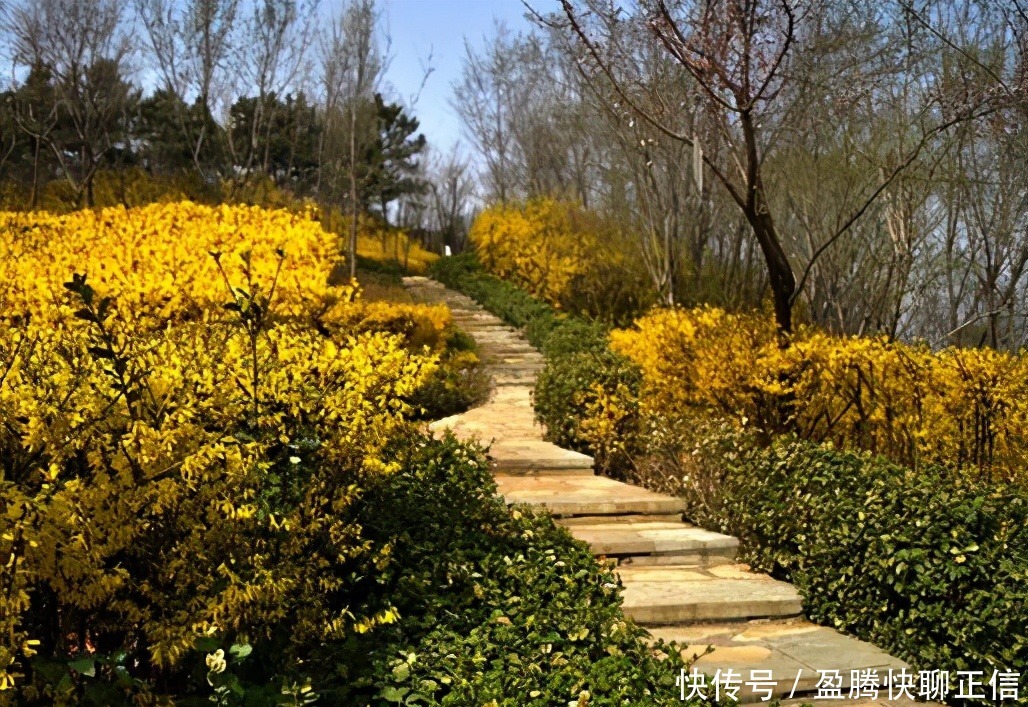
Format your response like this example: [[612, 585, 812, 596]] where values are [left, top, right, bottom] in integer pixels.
[[404, 276, 930, 705]]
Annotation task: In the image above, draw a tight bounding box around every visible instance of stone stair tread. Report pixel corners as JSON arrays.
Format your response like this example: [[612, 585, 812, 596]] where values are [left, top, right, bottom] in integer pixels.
[[489, 439, 594, 472], [649, 618, 911, 703], [618, 564, 802, 624], [479, 351, 544, 361], [496, 474, 684, 516], [557, 516, 738, 558]]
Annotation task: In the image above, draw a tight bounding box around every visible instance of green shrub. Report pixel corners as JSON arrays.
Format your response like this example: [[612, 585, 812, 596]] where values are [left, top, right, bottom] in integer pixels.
[[682, 429, 1028, 702], [535, 317, 607, 358], [316, 433, 713, 706], [408, 329, 490, 420], [534, 349, 642, 478]]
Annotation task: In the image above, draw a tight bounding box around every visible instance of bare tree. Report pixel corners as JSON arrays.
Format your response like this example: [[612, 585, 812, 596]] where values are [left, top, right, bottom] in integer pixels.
[[223, 0, 319, 186], [426, 144, 476, 253], [320, 0, 385, 279], [552, 0, 1000, 335], [452, 23, 526, 204], [134, 0, 242, 177], [4, 0, 135, 206]]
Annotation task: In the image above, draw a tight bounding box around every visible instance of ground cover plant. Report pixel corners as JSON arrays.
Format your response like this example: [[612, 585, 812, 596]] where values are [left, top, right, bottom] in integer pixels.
[[677, 428, 1028, 702], [322, 433, 714, 706]]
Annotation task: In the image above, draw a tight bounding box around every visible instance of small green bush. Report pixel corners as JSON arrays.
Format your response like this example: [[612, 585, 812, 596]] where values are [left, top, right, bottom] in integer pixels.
[[408, 332, 490, 420], [318, 433, 713, 706], [534, 349, 642, 478], [682, 429, 1028, 702]]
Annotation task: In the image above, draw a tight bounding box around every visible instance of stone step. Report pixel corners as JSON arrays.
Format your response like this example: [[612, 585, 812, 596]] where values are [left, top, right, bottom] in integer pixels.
[[477, 346, 541, 358], [650, 618, 911, 703], [489, 439, 594, 475], [480, 352, 545, 363], [618, 564, 802, 625], [495, 474, 685, 516], [450, 320, 507, 329], [448, 315, 507, 323], [487, 367, 551, 378], [558, 516, 738, 566], [493, 372, 539, 386]]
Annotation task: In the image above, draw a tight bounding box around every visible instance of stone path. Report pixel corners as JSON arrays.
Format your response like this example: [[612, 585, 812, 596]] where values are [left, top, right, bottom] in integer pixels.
[[403, 277, 928, 705]]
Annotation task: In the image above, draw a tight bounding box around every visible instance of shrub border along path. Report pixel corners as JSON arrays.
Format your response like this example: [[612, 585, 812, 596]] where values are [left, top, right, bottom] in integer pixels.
[[403, 276, 927, 706]]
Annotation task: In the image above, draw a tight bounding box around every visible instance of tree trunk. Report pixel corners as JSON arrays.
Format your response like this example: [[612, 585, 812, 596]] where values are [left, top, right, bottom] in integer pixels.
[[740, 110, 795, 336], [747, 205, 795, 336], [348, 103, 359, 281], [30, 138, 41, 210]]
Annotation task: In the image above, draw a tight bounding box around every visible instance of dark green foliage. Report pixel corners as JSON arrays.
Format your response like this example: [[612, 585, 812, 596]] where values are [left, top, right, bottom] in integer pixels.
[[229, 92, 321, 189], [317, 433, 713, 706], [684, 430, 1028, 701], [534, 349, 642, 477], [364, 94, 428, 222], [139, 89, 226, 177], [407, 331, 490, 420]]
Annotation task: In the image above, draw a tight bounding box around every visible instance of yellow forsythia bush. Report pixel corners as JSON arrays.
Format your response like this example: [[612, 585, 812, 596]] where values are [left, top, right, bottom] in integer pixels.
[[317, 207, 440, 274], [612, 307, 1028, 481], [470, 198, 647, 319], [0, 202, 442, 698]]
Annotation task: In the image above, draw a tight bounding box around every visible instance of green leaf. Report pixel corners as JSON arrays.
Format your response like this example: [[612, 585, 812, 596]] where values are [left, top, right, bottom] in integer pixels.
[[379, 686, 409, 703], [392, 661, 411, 681], [194, 636, 220, 652], [69, 657, 96, 678]]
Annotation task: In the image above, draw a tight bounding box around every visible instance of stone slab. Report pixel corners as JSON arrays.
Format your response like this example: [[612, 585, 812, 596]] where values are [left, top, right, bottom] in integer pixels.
[[489, 439, 594, 473], [650, 619, 910, 703], [618, 564, 803, 624], [496, 474, 686, 516], [558, 517, 738, 565]]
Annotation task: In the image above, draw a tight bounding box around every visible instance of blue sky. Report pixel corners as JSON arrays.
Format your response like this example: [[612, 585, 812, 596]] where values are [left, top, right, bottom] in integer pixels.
[[380, 0, 539, 155]]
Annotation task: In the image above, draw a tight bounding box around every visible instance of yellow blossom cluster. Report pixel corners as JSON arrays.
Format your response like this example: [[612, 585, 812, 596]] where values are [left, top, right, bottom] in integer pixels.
[[471, 198, 605, 308], [0, 202, 444, 698], [0, 202, 346, 326], [316, 207, 440, 275], [611, 307, 1028, 481]]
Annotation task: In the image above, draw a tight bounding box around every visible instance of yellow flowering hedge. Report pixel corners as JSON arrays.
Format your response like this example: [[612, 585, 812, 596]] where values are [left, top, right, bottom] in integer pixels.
[[317, 207, 440, 275], [0, 202, 445, 699], [611, 307, 1028, 481], [470, 198, 646, 319]]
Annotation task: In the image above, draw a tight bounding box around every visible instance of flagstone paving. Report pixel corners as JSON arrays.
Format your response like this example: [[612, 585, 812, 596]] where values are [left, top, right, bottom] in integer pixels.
[[403, 276, 933, 704]]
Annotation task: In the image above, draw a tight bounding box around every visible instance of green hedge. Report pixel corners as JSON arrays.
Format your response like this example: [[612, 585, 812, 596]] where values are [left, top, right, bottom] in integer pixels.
[[430, 254, 606, 357], [321, 433, 712, 706], [683, 427, 1028, 701]]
